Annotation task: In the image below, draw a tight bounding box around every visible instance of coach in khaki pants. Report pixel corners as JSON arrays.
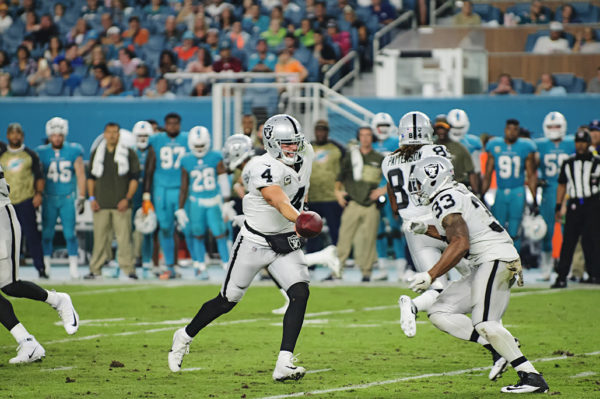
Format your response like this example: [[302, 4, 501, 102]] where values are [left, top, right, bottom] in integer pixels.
[[334, 126, 386, 281], [86, 122, 140, 279]]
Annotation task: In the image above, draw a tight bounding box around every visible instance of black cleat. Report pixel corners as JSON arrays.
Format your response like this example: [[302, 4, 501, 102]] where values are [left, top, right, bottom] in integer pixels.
[[501, 371, 549, 394], [550, 279, 567, 289]]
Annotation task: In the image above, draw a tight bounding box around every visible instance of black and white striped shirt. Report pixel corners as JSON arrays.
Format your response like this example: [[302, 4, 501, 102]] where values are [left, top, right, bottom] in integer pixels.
[[558, 152, 600, 200]]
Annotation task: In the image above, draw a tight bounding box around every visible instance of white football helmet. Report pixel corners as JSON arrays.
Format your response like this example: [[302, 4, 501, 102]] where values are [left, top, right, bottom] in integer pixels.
[[543, 111, 567, 141], [188, 126, 211, 158], [45, 117, 68, 137], [447, 109, 470, 141], [262, 114, 306, 165], [132, 120, 154, 150], [134, 208, 157, 234], [371, 112, 398, 141], [398, 111, 433, 146], [409, 156, 455, 205], [522, 213, 547, 241], [222, 134, 254, 172]]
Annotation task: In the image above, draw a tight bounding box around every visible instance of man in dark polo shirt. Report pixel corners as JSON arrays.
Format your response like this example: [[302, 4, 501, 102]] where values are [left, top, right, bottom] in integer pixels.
[[86, 122, 140, 279]]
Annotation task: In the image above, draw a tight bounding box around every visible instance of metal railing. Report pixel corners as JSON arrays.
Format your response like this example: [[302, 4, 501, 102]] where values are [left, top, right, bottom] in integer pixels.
[[373, 10, 416, 60], [163, 72, 300, 82], [430, 0, 454, 26], [323, 50, 360, 91]]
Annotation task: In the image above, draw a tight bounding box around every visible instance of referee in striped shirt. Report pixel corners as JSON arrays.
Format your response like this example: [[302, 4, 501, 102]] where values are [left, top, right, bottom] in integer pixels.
[[552, 130, 600, 288]]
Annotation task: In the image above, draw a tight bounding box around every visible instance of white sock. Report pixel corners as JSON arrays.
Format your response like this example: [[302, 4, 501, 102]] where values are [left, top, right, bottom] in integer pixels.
[[540, 251, 553, 276], [412, 289, 439, 313], [515, 361, 538, 374], [43, 256, 51, 273], [10, 323, 31, 343], [45, 290, 59, 307], [476, 321, 531, 368], [429, 312, 476, 341], [180, 328, 193, 341], [69, 256, 79, 275]]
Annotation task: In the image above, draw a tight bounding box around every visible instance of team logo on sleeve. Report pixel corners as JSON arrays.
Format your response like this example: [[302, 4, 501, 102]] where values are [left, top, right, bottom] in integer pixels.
[[424, 164, 440, 179], [284, 175, 292, 185], [263, 125, 273, 140]]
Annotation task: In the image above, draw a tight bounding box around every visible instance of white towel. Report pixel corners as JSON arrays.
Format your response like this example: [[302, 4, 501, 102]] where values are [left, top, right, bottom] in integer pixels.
[[91, 138, 130, 178], [349, 143, 364, 181]]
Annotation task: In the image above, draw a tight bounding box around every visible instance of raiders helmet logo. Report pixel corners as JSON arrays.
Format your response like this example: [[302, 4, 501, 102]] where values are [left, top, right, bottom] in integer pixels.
[[424, 164, 440, 179], [287, 235, 302, 250], [263, 125, 273, 140]]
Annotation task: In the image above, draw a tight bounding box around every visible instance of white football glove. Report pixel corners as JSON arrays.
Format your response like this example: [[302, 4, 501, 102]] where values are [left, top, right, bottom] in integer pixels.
[[402, 220, 428, 235], [409, 272, 432, 293], [232, 214, 245, 228], [174, 208, 189, 230], [221, 200, 237, 222]]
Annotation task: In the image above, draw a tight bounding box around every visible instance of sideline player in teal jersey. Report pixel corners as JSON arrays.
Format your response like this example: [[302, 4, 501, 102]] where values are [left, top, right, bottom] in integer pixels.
[[36, 117, 86, 279], [143, 113, 189, 279], [372, 112, 406, 278], [131, 121, 157, 278], [534, 112, 574, 280], [482, 119, 538, 252], [447, 108, 483, 188], [175, 126, 231, 279]]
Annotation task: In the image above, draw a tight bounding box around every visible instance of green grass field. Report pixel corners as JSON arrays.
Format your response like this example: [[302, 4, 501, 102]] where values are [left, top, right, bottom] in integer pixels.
[[1, 284, 599, 398]]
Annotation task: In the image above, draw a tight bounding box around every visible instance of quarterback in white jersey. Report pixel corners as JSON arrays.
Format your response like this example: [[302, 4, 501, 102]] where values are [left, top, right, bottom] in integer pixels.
[[407, 156, 549, 394], [0, 165, 79, 365], [168, 115, 315, 382]]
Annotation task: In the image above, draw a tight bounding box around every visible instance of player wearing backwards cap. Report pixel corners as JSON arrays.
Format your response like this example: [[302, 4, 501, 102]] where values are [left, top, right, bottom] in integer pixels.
[[534, 112, 574, 281], [36, 117, 86, 279], [168, 114, 316, 381]]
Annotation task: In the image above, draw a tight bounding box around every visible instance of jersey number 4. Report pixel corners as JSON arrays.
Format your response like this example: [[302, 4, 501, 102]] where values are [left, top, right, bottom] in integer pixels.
[[47, 160, 72, 183]]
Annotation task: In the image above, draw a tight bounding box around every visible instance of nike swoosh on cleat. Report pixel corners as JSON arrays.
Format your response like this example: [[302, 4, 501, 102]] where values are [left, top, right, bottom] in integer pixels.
[[28, 347, 38, 359], [71, 309, 77, 327]]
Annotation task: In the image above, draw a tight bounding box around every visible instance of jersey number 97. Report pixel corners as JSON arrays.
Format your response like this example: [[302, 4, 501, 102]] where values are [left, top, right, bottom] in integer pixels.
[[160, 146, 185, 169]]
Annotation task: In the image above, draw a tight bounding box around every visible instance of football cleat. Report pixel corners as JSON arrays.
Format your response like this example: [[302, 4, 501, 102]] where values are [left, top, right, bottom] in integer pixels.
[[398, 295, 417, 338], [160, 268, 182, 280], [322, 245, 341, 278], [168, 327, 192, 372], [53, 292, 79, 335], [9, 337, 45, 364], [501, 371, 549, 394], [489, 338, 520, 381], [272, 352, 306, 382]]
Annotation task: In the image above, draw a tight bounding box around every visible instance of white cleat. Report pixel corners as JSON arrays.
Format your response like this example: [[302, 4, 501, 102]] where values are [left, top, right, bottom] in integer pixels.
[[271, 299, 290, 315], [53, 292, 79, 335], [322, 245, 341, 278], [9, 336, 45, 364], [398, 295, 417, 338], [489, 356, 509, 381], [272, 352, 306, 382], [168, 327, 192, 372]]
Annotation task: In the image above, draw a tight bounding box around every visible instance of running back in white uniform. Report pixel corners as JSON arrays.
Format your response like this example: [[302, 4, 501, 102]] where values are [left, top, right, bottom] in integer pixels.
[[0, 165, 21, 287]]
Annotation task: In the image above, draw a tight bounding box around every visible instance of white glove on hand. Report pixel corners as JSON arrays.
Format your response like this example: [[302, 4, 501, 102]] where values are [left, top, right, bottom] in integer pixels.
[[174, 208, 189, 230], [232, 214, 245, 228], [409, 272, 432, 293], [221, 200, 237, 222], [76, 196, 86, 215], [402, 220, 428, 235]]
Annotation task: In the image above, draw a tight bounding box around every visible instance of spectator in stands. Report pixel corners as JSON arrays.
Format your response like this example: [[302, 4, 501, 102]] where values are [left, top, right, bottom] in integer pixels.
[[104, 26, 124, 60], [144, 76, 176, 98], [335, 126, 385, 281], [102, 76, 132, 97], [0, 2, 13, 34], [589, 121, 600, 154], [185, 46, 213, 73], [212, 40, 243, 72], [312, 1, 332, 30], [263, 0, 281, 11], [27, 58, 52, 94], [32, 14, 59, 48], [228, 21, 249, 50], [453, 0, 481, 26], [0, 50, 9, 72], [243, 3, 269, 36], [532, 22, 571, 54], [81, 0, 104, 19], [68, 18, 99, 57], [559, 4, 580, 25], [573, 27, 600, 53], [123, 16, 150, 47], [98, 13, 115, 45], [164, 16, 182, 49], [313, 29, 336, 80], [44, 36, 63, 66], [112, 48, 142, 76], [275, 48, 308, 82], [176, 0, 197, 29], [174, 31, 199, 63], [55, 43, 85, 69], [132, 64, 152, 96], [11, 45, 37, 77], [109, 0, 128, 27], [190, 12, 209, 43], [58, 59, 82, 94], [89, 44, 107, 70], [93, 63, 112, 92], [370, 0, 397, 26], [295, 18, 315, 48], [270, 5, 284, 23], [327, 20, 350, 57], [158, 50, 178, 75], [248, 38, 277, 72], [144, 0, 170, 15], [206, 0, 232, 20], [490, 73, 517, 95], [241, 114, 262, 148], [87, 122, 139, 280], [14, 0, 36, 21], [52, 2, 65, 24], [0, 73, 11, 97], [518, 0, 549, 24], [587, 66, 600, 93], [205, 28, 221, 61], [536, 72, 567, 96], [190, 80, 210, 96], [218, 6, 235, 33], [261, 18, 287, 50]]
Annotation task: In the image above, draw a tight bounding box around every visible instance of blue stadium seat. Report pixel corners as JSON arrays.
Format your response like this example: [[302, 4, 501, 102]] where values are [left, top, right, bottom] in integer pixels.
[[244, 86, 279, 116], [10, 77, 31, 96], [121, 75, 134, 92], [146, 35, 166, 52], [552, 73, 586, 93], [72, 78, 100, 96], [455, 4, 503, 24], [506, 4, 553, 22], [39, 77, 67, 96], [554, 3, 600, 23], [175, 79, 193, 96], [488, 78, 534, 94]]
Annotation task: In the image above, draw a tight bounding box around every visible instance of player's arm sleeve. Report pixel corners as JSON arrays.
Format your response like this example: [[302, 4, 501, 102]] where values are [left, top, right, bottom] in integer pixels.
[[87, 150, 96, 180], [27, 148, 44, 181], [336, 153, 350, 183], [128, 149, 140, 181], [249, 162, 284, 189], [558, 160, 568, 185]]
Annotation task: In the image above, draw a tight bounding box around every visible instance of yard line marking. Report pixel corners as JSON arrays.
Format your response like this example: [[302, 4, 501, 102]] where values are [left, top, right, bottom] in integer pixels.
[[257, 351, 600, 399], [182, 367, 203, 372], [71, 286, 158, 296], [54, 318, 127, 326], [305, 309, 354, 317], [306, 368, 332, 374], [41, 366, 75, 372], [571, 371, 596, 378]]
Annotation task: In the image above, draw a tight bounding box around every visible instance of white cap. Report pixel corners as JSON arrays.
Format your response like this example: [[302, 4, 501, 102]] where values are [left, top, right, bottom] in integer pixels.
[[549, 21, 563, 31], [107, 26, 121, 35]]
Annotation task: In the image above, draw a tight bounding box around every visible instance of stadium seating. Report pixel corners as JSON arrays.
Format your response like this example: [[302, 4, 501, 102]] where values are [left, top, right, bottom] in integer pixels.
[[73, 78, 100, 96], [472, 4, 503, 24], [550, 73, 586, 93], [10, 76, 31, 96], [39, 77, 69, 96], [554, 3, 600, 23], [488, 77, 535, 94], [505, 3, 554, 23], [525, 30, 576, 52]]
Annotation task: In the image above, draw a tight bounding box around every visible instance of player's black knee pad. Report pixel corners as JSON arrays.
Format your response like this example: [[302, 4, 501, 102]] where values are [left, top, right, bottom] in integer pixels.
[[286, 282, 309, 304], [214, 293, 237, 314], [1, 281, 47, 301], [1, 282, 20, 297]]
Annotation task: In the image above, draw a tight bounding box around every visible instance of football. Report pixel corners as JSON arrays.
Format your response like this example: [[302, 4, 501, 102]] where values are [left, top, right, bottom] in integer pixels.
[[295, 211, 323, 238]]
